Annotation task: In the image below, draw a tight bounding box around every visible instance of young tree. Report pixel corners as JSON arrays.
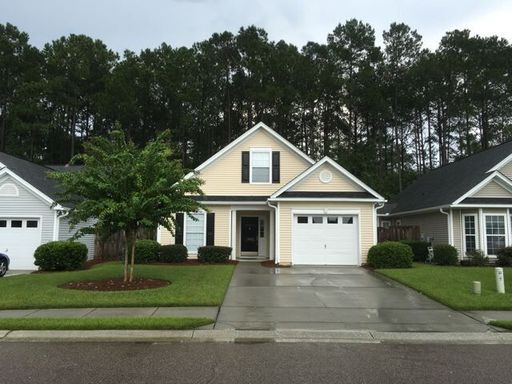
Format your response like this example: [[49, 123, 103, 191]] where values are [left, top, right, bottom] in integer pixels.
[[50, 130, 203, 282]]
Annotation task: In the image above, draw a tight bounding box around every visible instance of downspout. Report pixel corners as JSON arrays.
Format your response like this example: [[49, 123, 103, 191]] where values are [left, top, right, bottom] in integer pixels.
[[439, 208, 453, 246], [374, 202, 385, 244], [267, 200, 279, 265]]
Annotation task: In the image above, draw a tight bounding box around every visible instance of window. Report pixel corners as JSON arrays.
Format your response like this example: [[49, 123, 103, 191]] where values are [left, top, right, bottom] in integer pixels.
[[0, 220, 5, 228], [26, 220, 38, 228], [297, 216, 308, 224], [185, 213, 205, 253], [312, 216, 323, 224], [250, 150, 271, 183], [342, 217, 354, 224], [485, 215, 506, 255], [11, 220, 22, 228], [327, 216, 338, 224], [463, 215, 477, 254]]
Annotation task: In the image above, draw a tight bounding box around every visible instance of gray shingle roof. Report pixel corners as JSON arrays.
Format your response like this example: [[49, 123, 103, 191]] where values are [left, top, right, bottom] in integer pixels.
[[383, 140, 512, 215]]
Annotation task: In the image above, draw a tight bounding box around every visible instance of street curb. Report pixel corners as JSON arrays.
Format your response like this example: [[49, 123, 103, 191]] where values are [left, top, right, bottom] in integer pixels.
[[1, 329, 512, 344]]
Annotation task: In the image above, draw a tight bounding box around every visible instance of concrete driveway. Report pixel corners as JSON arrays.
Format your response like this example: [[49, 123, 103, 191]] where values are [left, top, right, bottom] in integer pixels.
[[215, 263, 489, 331]]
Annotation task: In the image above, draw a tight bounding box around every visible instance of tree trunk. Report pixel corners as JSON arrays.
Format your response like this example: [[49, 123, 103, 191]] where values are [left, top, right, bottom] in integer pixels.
[[129, 236, 136, 282], [123, 230, 129, 282]]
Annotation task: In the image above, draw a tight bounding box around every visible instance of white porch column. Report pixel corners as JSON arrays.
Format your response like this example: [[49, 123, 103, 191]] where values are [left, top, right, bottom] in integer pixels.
[[478, 208, 486, 252], [269, 209, 275, 260], [230, 209, 237, 260]]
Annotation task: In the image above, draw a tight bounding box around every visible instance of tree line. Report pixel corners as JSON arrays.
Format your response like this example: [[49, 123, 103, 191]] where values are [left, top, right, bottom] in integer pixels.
[[1, 20, 512, 197]]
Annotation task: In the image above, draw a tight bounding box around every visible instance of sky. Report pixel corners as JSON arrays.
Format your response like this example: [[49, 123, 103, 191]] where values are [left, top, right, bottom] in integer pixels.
[[1, 0, 512, 53]]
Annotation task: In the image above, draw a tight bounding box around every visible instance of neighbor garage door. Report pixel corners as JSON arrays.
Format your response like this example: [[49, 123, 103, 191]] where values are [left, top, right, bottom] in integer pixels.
[[292, 214, 359, 265], [0, 218, 41, 269]]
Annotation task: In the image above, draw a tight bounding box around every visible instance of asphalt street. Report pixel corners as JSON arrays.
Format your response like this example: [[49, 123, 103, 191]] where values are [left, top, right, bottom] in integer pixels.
[[2, 342, 512, 384]]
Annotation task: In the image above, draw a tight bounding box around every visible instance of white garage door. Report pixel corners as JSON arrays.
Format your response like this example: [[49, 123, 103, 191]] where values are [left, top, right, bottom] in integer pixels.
[[0, 218, 41, 269], [292, 214, 359, 265]]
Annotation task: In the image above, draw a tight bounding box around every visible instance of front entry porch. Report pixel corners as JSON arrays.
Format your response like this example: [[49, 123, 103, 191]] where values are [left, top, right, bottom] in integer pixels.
[[230, 208, 274, 261]]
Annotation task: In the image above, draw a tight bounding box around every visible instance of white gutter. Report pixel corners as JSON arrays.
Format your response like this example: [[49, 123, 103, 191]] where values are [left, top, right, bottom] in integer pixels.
[[440, 208, 453, 246], [374, 202, 385, 243]]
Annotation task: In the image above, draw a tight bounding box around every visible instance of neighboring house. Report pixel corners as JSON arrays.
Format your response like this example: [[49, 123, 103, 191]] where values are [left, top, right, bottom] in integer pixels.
[[378, 140, 512, 259], [0, 153, 95, 269], [159, 122, 385, 266]]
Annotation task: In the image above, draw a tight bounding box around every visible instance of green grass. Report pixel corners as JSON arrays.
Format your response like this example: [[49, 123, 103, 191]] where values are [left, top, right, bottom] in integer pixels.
[[377, 263, 512, 311], [0, 262, 235, 309], [489, 320, 512, 330], [0, 317, 213, 330]]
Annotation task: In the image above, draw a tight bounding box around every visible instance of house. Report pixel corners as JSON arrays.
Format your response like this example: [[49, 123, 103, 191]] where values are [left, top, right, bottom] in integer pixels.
[[158, 122, 386, 266], [0, 153, 95, 269], [378, 140, 512, 259]]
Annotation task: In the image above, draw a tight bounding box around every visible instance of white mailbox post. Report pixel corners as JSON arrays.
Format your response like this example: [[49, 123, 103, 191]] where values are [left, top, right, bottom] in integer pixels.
[[495, 267, 505, 294]]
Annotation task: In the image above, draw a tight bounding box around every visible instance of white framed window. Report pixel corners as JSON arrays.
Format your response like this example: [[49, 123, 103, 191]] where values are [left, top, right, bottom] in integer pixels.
[[250, 148, 271, 183], [184, 212, 206, 253], [485, 214, 506, 255], [463, 214, 477, 255]]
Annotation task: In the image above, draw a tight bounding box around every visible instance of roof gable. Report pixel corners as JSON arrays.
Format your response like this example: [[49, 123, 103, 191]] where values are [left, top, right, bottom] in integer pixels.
[[289, 162, 365, 193], [271, 156, 385, 200]]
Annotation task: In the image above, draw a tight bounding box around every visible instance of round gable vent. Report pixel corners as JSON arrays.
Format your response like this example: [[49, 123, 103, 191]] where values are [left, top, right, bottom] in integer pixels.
[[319, 170, 333, 183]]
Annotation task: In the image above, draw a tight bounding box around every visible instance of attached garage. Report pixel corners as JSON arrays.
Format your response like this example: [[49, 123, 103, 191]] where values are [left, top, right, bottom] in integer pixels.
[[0, 217, 42, 269], [292, 213, 359, 265]]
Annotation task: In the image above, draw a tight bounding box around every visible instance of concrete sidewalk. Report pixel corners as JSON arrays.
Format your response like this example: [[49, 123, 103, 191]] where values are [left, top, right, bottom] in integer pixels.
[[1, 329, 512, 344], [0, 307, 218, 320]]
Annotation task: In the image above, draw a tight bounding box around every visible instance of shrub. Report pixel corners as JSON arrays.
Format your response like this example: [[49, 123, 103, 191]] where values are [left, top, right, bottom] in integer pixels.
[[367, 242, 413, 269], [34, 241, 88, 271], [197, 246, 232, 263], [399, 240, 430, 262], [134, 240, 160, 264], [464, 249, 489, 266], [496, 247, 512, 267], [432, 244, 458, 265], [159, 244, 188, 263]]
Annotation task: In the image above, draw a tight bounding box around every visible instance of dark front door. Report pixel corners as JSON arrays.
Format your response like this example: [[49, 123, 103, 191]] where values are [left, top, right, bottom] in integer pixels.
[[241, 217, 259, 252]]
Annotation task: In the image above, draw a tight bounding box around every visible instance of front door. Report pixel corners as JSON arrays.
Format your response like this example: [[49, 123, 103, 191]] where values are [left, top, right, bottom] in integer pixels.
[[241, 217, 259, 253]]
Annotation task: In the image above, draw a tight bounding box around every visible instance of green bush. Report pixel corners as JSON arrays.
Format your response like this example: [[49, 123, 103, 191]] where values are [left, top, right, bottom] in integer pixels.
[[496, 247, 512, 267], [159, 244, 188, 263], [197, 246, 232, 263], [367, 242, 413, 269], [34, 241, 88, 271], [464, 250, 489, 266], [400, 240, 430, 262], [134, 240, 160, 264], [432, 244, 458, 265]]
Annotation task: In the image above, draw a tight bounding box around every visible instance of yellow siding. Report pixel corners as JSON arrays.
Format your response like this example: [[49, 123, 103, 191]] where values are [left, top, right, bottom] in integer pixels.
[[198, 129, 311, 195], [290, 163, 364, 192], [159, 205, 231, 247], [472, 180, 512, 198], [278, 201, 375, 265], [499, 160, 512, 180]]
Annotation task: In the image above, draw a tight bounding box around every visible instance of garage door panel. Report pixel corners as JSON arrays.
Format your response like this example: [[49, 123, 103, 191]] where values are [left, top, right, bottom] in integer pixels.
[[292, 214, 359, 265], [0, 218, 41, 269]]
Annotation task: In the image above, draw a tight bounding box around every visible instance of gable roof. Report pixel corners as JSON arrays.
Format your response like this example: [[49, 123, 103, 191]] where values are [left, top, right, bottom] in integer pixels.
[[270, 156, 385, 201], [383, 140, 512, 215], [185, 122, 314, 178], [0, 152, 63, 203]]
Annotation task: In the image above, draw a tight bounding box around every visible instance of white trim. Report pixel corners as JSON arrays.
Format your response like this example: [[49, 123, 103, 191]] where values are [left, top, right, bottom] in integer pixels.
[[0, 182, 19, 197], [276, 203, 280, 264], [270, 156, 385, 201], [374, 203, 385, 243], [478, 208, 485, 251], [198, 201, 268, 206], [0, 168, 62, 208], [53, 210, 60, 241], [452, 171, 512, 205], [383, 205, 449, 217], [156, 226, 162, 243], [249, 147, 272, 184], [270, 197, 383, 203], [462, 213, 478, 256], [453, 204, 512, 208], [183, 211, 207, 254], [184, 122, 314, 179], [487, 153, 512, 173], [482, 213, 508, 256], [230, 209, 237, 260]]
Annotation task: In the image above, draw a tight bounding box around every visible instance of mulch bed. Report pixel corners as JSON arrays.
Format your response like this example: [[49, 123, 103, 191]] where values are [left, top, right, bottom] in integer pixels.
[[60, 278, 170, 291]]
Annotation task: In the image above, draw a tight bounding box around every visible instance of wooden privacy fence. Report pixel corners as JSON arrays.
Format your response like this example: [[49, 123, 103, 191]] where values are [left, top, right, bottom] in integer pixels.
[[94, 227, 156, 261], [378, 226, 420, 242]]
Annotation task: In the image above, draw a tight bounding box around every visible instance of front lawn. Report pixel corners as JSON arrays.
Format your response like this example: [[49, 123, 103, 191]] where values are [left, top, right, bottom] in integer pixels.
[[377, 263, 512, 311], [489, 320, 512, 330], [0, 317, 212, 330], [0, 262, 235, 309]]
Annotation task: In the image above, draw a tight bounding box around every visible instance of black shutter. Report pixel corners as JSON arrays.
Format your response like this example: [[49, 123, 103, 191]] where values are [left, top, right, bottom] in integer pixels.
[[272, 151, 280, 183], [241, 151, 250, 183], [175, 213, 184, 245], [206, 213, 215, 246]]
